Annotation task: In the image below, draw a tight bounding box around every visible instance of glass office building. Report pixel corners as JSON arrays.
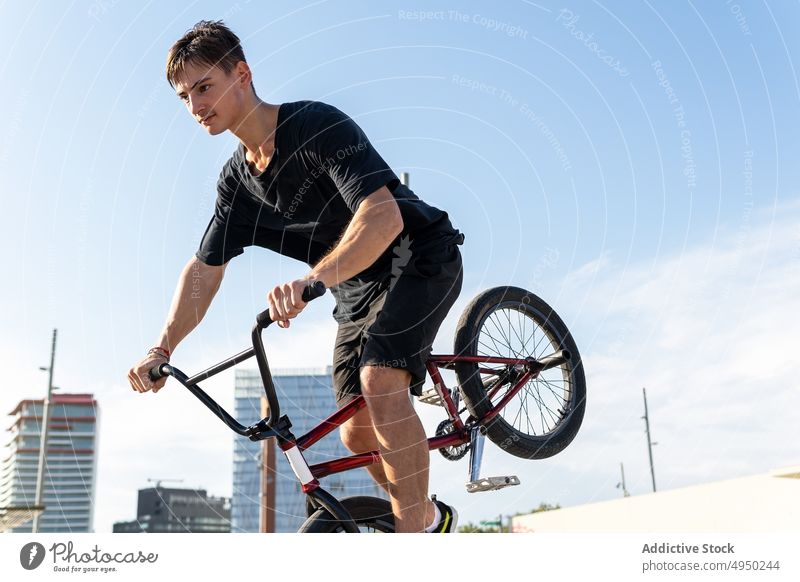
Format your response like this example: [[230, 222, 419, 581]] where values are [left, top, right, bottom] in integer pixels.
[[0, 393, 99, 532], [232, 367, 386, 532]]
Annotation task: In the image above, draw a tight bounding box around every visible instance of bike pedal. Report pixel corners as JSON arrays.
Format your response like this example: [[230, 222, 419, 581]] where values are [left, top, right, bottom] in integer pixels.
[[466, 475, 520, 493], [417, 386, 447, 406]]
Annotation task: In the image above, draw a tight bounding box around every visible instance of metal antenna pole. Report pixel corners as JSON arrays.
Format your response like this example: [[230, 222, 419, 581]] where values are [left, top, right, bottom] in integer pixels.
[[32, 329, 57, 532], [146, 478, 184, 489], [617, 462, 630, 497], [642, 387, 657, 492]]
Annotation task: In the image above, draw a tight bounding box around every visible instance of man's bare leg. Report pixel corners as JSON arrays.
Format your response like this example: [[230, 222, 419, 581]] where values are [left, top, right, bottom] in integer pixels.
[[340, 405, 437, 528], [357, 365, 436, 532], [340, 406, 391, 493]]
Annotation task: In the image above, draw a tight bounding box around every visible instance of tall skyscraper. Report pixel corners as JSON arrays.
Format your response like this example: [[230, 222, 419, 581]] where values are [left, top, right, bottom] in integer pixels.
[[232, 367, 386, 532], [0, 393, 99, 532], [231, 373, 263, 533], [113, 486, 231, 533]]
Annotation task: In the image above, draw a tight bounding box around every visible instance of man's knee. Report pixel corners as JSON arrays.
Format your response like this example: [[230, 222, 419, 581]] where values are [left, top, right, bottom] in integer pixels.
[[359, 364, 411, 399], [340, 408, 377, 453], [360, 365, 417, 428]]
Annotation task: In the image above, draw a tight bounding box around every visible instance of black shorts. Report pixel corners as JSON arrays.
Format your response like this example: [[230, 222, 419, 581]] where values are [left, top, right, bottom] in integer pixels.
[[331, 243, 463, 406]]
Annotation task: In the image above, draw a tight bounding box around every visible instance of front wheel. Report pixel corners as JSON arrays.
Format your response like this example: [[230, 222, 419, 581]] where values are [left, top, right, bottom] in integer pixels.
[[298, 496, 395, 533], [454, 286, 586, 459]]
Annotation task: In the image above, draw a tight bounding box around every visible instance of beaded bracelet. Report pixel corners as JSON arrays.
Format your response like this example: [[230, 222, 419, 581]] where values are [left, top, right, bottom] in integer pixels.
[[147, 346, 171, 360]]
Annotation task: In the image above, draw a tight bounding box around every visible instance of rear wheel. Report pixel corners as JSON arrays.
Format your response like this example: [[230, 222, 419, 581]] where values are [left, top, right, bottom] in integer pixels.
[[298, 496, 395, 533], [453, 286, 586, 459]]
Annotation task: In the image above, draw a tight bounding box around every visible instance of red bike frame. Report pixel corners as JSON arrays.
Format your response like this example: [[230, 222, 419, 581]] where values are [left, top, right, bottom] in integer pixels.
[[293, 354, 538, 487], [151, 283, 569, 530]]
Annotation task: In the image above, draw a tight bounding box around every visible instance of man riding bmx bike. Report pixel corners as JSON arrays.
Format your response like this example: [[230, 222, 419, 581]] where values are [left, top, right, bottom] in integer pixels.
[[128, 21, 464, 533]]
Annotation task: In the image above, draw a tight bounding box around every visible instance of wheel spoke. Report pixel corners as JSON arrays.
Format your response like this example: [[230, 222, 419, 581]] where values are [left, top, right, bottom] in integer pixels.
[[503, 309, 522, 356], [510, 397, 524, 429], [521, 385, 535, 434], [538, 375, 569, 402], [487, 313, 514, 354], [532, 324, 554, 356], [482, 319, 511, 357], [503, 308, 526, 359], [524, 384, 547, 435], [478, 337, 505, 357], [522, 382, 546, 434], [517, 308, 534, 355], [532, 384, 561, 429], [506, 308, 529, 354]]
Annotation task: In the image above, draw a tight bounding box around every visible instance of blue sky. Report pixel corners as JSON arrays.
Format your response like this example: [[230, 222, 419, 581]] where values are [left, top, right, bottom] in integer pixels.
[[1, 1, 798, 532]]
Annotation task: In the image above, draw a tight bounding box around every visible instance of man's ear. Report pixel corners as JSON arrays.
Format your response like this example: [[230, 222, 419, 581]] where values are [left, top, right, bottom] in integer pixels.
[[235, 61, 253, 89]]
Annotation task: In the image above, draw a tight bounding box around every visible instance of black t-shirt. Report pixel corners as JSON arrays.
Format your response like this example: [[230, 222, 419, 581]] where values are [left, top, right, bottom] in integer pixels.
[[196, 100, 464, 322]]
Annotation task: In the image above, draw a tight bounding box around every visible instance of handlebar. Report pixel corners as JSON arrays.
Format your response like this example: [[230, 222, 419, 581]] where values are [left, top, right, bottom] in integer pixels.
[[251, 280, 326, 427], [255, 280, 327, 328], [148, 280, 327, 431]]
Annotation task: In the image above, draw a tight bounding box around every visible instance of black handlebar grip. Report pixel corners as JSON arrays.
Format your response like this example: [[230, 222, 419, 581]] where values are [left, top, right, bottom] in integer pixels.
[[255, 310, 272, 329], [255, 280, 327, 328], [148, 362, 169, 382], [302, 280, 327, 302]]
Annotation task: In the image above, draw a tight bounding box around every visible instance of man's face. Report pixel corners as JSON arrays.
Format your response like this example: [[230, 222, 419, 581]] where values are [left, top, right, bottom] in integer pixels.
[[173, 61, 249, 136]]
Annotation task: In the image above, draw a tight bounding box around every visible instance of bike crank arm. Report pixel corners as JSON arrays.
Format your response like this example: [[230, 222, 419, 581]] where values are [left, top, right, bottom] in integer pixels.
[[467, 426, 485, 484], [465, 426, 521, 493]]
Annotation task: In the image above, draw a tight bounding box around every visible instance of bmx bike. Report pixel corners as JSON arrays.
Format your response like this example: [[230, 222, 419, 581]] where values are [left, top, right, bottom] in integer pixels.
[[150, 283, 586, 532]]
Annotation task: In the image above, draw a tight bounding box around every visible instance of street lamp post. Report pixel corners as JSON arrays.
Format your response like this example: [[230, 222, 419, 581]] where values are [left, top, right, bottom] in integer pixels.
[[642, 387, 658, 493], [32, 329, 57, 533]]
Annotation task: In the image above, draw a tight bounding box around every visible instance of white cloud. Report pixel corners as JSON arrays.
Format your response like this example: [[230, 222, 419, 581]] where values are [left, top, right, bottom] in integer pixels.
[[562, 250, 611, 289], [555, 201, 800, 494], [424, 200, 800, 525]]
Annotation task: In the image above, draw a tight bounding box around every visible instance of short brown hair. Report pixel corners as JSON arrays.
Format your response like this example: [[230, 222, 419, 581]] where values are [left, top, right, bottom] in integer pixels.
[[166, 20, 248, 89]]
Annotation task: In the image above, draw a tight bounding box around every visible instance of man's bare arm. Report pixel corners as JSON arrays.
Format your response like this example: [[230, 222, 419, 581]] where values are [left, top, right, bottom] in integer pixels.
[[154, 256, 228, 352], [128, 255, 228, 392], [309, 186, 403, 287]]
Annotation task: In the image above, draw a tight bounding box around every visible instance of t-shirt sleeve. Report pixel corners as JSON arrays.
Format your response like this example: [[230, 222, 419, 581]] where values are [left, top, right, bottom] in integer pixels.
[[195, 176, 249, 266], [309, 105, 399, 213]]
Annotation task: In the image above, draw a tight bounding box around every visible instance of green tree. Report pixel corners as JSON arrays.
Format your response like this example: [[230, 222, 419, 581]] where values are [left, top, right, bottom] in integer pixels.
[[458, 502, 560, 533], [457, 522, 500, 533], [515, 502, 560, 516]]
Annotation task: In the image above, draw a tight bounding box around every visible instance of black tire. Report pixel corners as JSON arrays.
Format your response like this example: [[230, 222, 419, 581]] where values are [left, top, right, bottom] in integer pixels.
[[454, 286, 586, 459], [298, 496, 395, 533]]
